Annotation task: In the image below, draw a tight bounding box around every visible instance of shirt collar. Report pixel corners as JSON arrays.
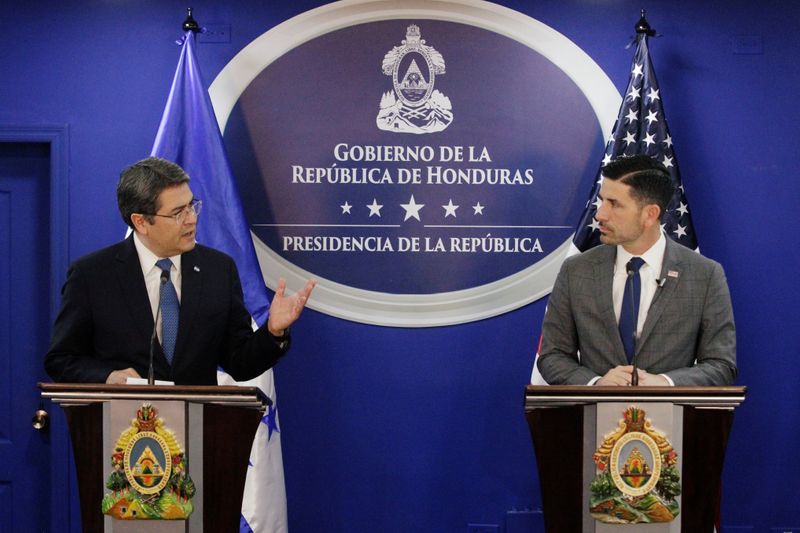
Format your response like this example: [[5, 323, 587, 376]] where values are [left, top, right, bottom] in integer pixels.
[[615, 231, 667, 274], [132, 232, 182, 273]]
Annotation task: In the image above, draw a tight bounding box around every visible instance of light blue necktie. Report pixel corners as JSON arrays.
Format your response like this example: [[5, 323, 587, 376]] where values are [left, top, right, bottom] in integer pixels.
[[619, 257, 645, 364], [156, 258, 179, 364]]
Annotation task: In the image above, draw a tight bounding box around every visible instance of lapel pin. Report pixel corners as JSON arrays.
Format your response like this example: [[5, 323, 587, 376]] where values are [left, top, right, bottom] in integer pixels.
[[193, 266, 200, 272], [668, 270, 679, 278]]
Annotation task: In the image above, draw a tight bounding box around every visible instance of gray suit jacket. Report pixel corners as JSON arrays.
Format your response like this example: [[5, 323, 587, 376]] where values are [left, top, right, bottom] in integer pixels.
[[537, 238, 736, 385]]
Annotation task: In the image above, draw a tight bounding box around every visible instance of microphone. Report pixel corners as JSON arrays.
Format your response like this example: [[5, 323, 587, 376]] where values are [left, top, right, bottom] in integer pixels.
[[148, 269, 169, 385], [626, 259, 639, 387]]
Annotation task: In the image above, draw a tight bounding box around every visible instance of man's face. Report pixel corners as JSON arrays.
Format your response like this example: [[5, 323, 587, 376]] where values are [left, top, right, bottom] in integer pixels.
[[594, 178, 650, 252], [137, 183, 197, 258]]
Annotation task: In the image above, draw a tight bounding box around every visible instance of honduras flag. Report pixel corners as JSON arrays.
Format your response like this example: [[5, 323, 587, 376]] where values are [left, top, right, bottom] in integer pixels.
[[151, 29, 288, 533]]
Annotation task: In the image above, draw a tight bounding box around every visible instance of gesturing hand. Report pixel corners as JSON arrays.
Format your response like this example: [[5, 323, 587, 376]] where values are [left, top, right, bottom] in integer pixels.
[[266, 278, 317, 336]]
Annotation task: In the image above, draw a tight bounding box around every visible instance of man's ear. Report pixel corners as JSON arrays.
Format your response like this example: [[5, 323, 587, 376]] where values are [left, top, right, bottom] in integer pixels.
[[642, 203, 662, 228], [130, 213, 148, 235]]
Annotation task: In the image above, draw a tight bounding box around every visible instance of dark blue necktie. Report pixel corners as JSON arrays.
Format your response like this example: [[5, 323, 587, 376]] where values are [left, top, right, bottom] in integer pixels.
[[619, 257, 646, 364], [156, 258, 179, 364]]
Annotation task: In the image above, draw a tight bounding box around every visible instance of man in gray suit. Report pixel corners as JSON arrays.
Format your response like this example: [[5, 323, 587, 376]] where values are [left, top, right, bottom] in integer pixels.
[[537, 155, 736, 386]]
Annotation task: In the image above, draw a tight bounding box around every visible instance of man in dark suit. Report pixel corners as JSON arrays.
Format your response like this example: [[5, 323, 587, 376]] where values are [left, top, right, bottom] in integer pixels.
[[45, 157, 315, 385], [537, 155, 736, 386]]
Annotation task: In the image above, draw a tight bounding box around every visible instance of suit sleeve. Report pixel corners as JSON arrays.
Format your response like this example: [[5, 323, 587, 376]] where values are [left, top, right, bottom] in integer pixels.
[[216, 259, 290, 381], [665, 261, 737, 386], [537, 259, 600, 385], [44, 265, 119, 383]]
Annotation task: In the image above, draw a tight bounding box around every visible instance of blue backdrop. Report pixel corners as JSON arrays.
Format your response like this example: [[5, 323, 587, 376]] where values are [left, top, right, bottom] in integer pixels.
[[2, 1, 798, 531]]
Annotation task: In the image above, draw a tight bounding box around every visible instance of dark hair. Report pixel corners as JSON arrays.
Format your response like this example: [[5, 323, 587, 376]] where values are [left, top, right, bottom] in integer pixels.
[[601, 155, 675, 220], [117, 157, 190, 228]]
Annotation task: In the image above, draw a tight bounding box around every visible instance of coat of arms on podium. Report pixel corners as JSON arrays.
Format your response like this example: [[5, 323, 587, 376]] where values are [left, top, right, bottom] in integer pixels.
[[590, 406, 681, 523], [101, 403, 195, 520]]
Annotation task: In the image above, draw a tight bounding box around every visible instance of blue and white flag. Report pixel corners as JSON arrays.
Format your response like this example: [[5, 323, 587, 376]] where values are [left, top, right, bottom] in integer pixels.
[[152, 29, 287, 533], [532, 29, 698, 384]]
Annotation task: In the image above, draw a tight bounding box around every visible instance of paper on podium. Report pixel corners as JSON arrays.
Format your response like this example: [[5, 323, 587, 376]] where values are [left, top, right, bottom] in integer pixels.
[[126, 377, 174, 386]]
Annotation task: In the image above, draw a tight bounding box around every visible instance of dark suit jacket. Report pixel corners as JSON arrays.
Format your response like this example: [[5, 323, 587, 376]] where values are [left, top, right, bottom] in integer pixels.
[[537, 238, 737, 385], [45, 236, 287, 385]]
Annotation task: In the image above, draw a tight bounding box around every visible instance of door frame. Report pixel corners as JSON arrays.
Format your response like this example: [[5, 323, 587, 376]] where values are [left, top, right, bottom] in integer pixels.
[[0, 125, 71, 530]]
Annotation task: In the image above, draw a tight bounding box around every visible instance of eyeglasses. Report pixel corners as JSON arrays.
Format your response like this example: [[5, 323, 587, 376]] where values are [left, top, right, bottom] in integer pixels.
[[147, 199, 203, 225]]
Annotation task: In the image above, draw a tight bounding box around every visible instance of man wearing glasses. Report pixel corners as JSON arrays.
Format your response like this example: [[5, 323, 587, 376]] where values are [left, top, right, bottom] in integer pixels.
[[45, 157, 316, 385]]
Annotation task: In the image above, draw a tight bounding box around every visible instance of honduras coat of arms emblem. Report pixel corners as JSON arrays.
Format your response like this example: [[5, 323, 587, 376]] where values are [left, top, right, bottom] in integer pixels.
[[590, 406, 681, 523], [101, 403, 195, 520], [377, 24, 453, 134]]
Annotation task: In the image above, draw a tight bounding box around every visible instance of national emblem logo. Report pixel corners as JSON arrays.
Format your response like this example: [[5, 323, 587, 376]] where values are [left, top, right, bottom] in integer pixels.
[[377, 24, 453, 134], [101, 403, 195, 520]]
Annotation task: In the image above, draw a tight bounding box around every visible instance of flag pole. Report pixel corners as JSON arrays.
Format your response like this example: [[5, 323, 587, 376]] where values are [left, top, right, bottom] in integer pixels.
[[151, 9, 289, 530]]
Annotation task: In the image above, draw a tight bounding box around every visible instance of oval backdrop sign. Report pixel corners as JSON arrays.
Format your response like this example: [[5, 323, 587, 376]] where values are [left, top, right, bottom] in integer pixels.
[[210, 0, 621, 326]]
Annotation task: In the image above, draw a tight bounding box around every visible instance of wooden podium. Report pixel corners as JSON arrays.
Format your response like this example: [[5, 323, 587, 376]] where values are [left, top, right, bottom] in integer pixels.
[[40, 383, 270, 533], [524, 386, 746, 532]]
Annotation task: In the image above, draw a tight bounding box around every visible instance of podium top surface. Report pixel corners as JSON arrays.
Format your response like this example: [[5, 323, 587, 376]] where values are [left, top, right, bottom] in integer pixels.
[[39, 382, 271, 409], [524, 385, 746, 410]]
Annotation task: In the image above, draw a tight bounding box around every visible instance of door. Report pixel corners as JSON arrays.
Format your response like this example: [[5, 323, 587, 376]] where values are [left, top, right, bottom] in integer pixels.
[[0, 142, 52, 532]]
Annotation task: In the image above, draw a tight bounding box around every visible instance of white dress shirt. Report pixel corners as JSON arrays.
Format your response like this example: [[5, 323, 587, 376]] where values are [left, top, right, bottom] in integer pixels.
[[133, 232, 182, 344], [611, 231, 673, 385], [612, 231, 667, 335]]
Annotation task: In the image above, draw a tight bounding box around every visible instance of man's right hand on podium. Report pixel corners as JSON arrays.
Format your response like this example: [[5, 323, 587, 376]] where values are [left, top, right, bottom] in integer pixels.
[[106, 368, 141, 384], [596, 365, 635, 386]]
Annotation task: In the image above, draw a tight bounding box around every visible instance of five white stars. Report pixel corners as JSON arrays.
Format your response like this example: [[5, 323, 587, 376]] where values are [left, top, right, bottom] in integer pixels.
[[341, 198, 492, 221]]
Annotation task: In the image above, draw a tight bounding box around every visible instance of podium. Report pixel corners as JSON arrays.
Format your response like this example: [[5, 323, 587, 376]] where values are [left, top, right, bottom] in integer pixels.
[[524, 386, 746, 532], [40, 383, 270, 533]]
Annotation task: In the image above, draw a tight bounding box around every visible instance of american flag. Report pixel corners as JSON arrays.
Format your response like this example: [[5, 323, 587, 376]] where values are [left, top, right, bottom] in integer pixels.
[[531, 26, 698, 386], [572, 31, 698, 252]]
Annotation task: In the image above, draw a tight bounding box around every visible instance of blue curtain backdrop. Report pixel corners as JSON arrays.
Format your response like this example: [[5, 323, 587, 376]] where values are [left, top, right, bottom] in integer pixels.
[[1, 2, 798, 531]]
